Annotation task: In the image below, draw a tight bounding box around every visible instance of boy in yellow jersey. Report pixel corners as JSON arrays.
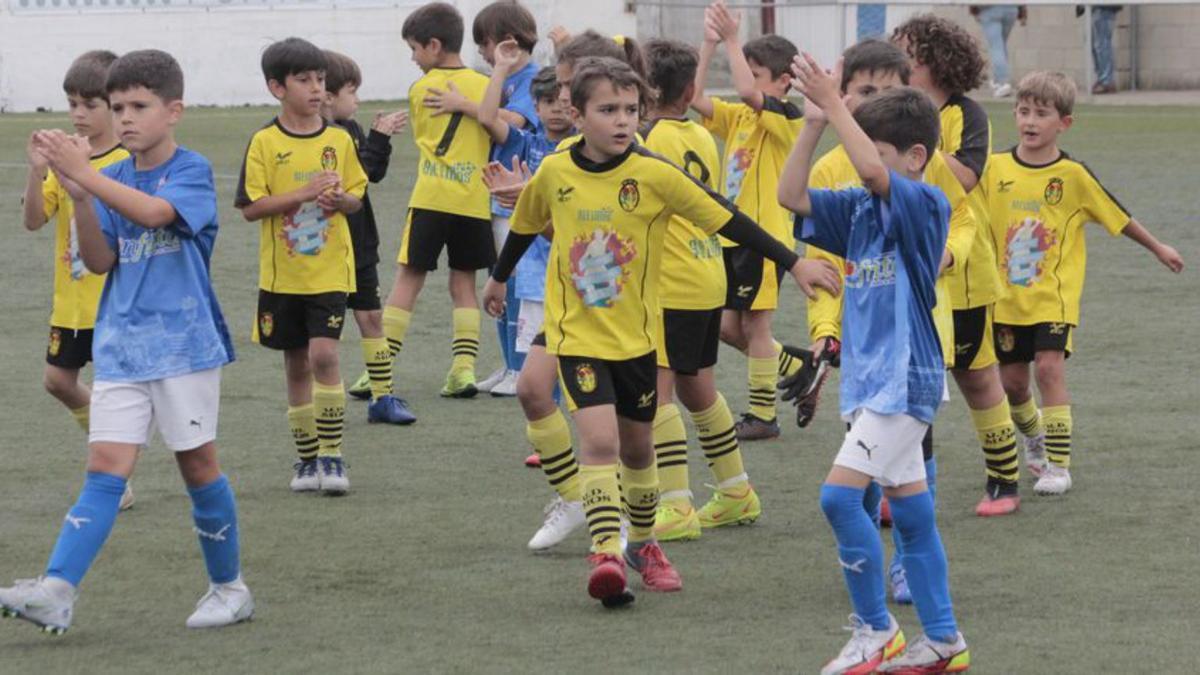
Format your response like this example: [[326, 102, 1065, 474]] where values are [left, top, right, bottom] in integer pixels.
[[236, 38, 367, 494], [22, 50, 134, 511], [980, 71, 1183, 496], [383, 2, 493, 402], [693, 1, 806, 441], [641, 39, 761, 542], [482, 58, 839, 607]]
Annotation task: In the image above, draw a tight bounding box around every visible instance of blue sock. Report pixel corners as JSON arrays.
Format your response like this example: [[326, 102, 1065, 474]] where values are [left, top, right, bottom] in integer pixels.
[[820, 484, 888, 630], [46, 472, 126, 587], [862, 481, 883, 529], [890, 491, 958, 642], [189, 474, 241, 584], [925, 456, 937, 505]]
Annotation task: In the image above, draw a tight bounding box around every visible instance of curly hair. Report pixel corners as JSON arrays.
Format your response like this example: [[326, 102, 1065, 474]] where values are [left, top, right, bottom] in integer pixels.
[[891, 15, 986, 95]]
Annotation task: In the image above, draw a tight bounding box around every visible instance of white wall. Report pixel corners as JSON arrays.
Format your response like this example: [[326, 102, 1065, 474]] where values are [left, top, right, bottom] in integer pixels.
[[0, 0, 636, 112]]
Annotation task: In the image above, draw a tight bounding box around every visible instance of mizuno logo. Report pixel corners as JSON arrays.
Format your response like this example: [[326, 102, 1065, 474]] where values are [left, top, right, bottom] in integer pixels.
[[327, 315, 344, 329], [955, 343, 973, 355], [194, 524, 232, 542], [856, 439, 877, 459], [998, 179, 1014, 193], [638, 392, 655, 408], [557, 186, 575, 202], [736, 285, 753, 298], [64, 515, 91, 530], [275, 151, 293, 165], [839, 557, 867, 574]]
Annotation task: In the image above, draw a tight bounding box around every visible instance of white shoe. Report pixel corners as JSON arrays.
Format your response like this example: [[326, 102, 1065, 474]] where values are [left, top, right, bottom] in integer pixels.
[[477, 367, 507, 393], [490, 370, 518, 397], [0, 576, 76, 635], [993, 82, 1013, 97], [186, 577, 254, 629], [290, 459, 320, 492], [317, 456, 349, 495], [1024, 426, 1048, 478], [1034, 463, 1072, 495], [821, 614, 904, 675], [119, 483, 135, 511], [878, 632, 969, 672], [528, 496, 586, 551]]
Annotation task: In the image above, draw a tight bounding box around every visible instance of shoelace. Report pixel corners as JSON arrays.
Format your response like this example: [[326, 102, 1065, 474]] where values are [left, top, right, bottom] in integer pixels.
[[838, 614, 881, 657], [542, 496, 564, 516], [321, 457, 345, 477], [639, 544, 670, 569]]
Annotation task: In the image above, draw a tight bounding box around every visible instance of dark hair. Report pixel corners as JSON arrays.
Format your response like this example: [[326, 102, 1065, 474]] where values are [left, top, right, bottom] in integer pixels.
[[106, 49, 184, 101], [892, 15, 986, 94], [323, 50, 362, 94], [570, 56, 654, 115], [402, 2, 465, 53], [472, 1, 537, 53], [643, 39, 698, 108], [63, 50, 119, 102], [841, 39, 910, 91], [853, 87, 940, 169], [743, 34, 797, 79], [261, 37, 326, 84], [558, 30, 647, 80], [530, 66, 559, 102]]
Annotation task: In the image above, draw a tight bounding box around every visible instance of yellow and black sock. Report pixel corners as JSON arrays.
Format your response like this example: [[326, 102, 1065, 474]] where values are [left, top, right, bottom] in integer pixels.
[[451, 307, 480, 373], [775, 340, 802, 378], [287, 403, 319, 462], [747, 356, 777, 422], [383, 306, 412, 358], [621, 464, 659, 544], [653, 404, 690, 500], [1010, 396, 1043, 439], [580, 463, 623, 556], [970, 400, 1020, 493], [1043, 405, 1072, 468], [70, 405, 89, 433], [361, 337, 392, 400], [527, 410, 582, 502], [692, 393, 747, 488], [313, 382, 346, 457]]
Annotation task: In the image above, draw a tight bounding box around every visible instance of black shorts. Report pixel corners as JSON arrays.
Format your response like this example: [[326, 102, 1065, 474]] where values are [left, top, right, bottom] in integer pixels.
[[994, 322, 1073, 364], [723, 246, 784, 311], [46, 326, 92, 369], [347, 265, 382, 312], [558, 352, 658, 422], [399, 208, 495, 272], [657, 307, 722, 375], [951, 306, 997, 371], [256, 290, 348, 351]]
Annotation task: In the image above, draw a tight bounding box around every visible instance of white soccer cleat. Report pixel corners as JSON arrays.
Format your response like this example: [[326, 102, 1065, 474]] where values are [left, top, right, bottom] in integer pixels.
[[1034, 463, 1072, 495], [317, 456, 350, 495], [186, 577, 254, 629], [119, 483, 135, 511], [1024, 432, 1048, 478], [821, 614, 905, 675], [0, 576, 76, 635], [490, 370, 518, 397], [290, 459, 320, 492], [476, 367, 508, 394], [878, 632, 970, 672], [528, 496, 586, 551]]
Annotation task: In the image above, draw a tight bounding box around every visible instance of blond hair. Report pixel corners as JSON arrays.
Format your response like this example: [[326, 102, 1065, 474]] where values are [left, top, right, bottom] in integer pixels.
[[1016, 71, 1076, 117]]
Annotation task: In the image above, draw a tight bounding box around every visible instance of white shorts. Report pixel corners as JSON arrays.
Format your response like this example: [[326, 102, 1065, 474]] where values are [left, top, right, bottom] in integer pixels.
[[834, 409, 929, 488], [515, 300, 544, 354], [492, 216, 510, 255], [89, 367, 221, 452]]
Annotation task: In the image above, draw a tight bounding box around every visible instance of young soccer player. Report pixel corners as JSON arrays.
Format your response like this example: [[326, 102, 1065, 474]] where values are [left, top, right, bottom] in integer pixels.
[[780, 54, 970, 674], [237, 38, 367, 494], [981, 71, 1183, 495], [641, 38, 762, 542], [321, 50, 416, 426], [383, 2, 493, 402], [1, 49, 251, 633], [23, 50, 135, 511], [482, 57, 840, 606], [693, 1, 806, 441]]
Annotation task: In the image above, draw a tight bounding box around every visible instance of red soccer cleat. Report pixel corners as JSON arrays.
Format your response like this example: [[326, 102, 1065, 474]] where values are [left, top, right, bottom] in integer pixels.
[[524, 452, 541, 468], [627, 542, 682, 592], [587, 554, 634, 608], [974, 493, 1020, 517]]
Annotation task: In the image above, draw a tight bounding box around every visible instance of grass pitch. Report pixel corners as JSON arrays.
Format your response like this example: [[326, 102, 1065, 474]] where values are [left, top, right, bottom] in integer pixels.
[[0, 102, 1197, 674]]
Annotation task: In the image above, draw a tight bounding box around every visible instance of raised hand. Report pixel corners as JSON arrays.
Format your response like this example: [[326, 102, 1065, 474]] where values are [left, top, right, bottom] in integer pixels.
[[708, 1, 741, 42], [548, 26, 572, 53], [790, 53, 842, 110], [482, 157, 532, 209], [494, 38, 522, 71], [423, 82, 467, 116], [33, 129, 91, 179], [27, 132, 50, 173]]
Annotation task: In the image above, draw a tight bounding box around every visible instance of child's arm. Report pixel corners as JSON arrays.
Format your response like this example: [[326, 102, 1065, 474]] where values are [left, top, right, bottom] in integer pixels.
[[23, 133, 51, 231], [690, 11, 720, 119], [710, 2, 764, 112], [777, 96, 827, 216], [425, 81, 525, 127], [316, 185, 362, 215], [57, 175, 116, 274], [478, 40, 524, 144], [240, 171, 340, 221], [1122, 219, 1184, 272], [358, 114, 402, 184]]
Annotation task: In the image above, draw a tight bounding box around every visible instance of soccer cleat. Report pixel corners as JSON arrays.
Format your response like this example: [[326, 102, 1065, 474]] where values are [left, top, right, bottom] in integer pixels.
[[490, 370, 518, 397], [821, 614, 906, 675], [654, 499, 701, 542], [527, 496, 586, 551], [524, 452, 541, 468], [0, 577, 75, 635], [735, 413, 780, 441], [975, 482, 1020, 517], [317, 456, 349, 495], [347, 371, 372, 400], [587, 554, 635, 608], [1034, 464, 1072, 496], [119, 482, 135, 511], [476, 367, 508, 394], [186, 577, 254, 629], [290, 459, 320, 492], [697, 484, 762, 529], [367, 394, 417, 425], [440, 369, 478, 399], [889, 559, 912, 605], [625, 541, 682, 592], [1024, 431, 1048, 478], [878, 632, 970, 673]]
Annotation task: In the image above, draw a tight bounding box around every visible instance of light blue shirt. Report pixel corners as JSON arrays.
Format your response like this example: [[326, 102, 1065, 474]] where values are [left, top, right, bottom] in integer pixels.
[[496, 123, 564, 301], [491, 62, 543, 217]]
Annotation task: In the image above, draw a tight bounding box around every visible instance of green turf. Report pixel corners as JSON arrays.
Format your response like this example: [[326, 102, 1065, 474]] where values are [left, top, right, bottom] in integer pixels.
[[0, 101, 1196, 674]]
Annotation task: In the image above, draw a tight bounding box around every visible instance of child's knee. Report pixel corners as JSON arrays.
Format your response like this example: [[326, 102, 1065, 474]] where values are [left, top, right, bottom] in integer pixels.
[[819, 483, 861, 522], [42, 368, 75, 398], [1033, 354, 1065, 388], [308, 344, 340, 375]]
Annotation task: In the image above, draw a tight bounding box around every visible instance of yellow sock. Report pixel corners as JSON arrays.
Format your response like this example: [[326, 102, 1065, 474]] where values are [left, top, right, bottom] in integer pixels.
[[774, 340, 802, 378], [451, 307, 480, 372], [621, 464, 659, 544], [1043, 405, 1072, 468], [580, 463, 622, 555], [653, 404, 690, 499], [1010, 396, 1043, 438], [383, 306, 412, 358], [313, 382, 346, 457], [287, 403, 319, 461], [747, 356, 777, 422], [70, 405, 89, 433], [692, 393, 747, 488], [361, 337, 392, 399], [969, 400, 1020, 486], [527, 410, 582, 502]]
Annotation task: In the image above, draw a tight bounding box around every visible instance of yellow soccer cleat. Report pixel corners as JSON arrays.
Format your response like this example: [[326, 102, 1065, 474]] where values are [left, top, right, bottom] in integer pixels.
[[697, 484, 762, 529], [439, 369, 478, 399], [654, 499, 701, 542]]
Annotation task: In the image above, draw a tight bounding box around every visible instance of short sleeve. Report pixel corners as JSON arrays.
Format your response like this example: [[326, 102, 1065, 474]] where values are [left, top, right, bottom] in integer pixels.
[[658, 160, 737, 235], [157, 155, 218, 238], [340, 137, 368, 199], [883, 171, 949, 270], [701, 97, 738, 139], [759, 95, 805, 144], [496, 124, 533, 164], [798, 188, 864, 259], [234, 134, 267, 207], [510, 169, 551, 235], [503, 72, 540, 129], [950, 98, 991, 179], [41, 172, 60, 220], [1079, 163, 1131, 236]]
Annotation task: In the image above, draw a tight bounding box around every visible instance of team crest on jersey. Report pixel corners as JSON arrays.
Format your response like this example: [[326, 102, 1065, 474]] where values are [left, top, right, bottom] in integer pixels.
[[575, 364, 597, 393], [1004, 217, 1056, 287], [618, 179, 640, 212], [320, 146, 338, 171], [569, 228, 636, 307], [996, 326, 1015, 353], [48, 328, 62, 357], [1044, 177, 1064, 205], [259, 312, 274, 338]]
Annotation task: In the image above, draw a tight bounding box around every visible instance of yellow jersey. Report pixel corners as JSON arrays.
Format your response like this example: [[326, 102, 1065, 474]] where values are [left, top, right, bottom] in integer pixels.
[[979, 149, 1130, 326], [642, 117, 725, 310], [236, 119, 367, 295], [407, 67, 491, 220], [702, 95, 804, 246], [42, 145, 130, 329], [510, 143, 740, 360]]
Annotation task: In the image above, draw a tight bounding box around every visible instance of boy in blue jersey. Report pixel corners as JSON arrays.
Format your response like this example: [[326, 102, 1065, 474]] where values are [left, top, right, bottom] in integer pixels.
[[779, 54, 969, 674], [1, 50, 251, 634]]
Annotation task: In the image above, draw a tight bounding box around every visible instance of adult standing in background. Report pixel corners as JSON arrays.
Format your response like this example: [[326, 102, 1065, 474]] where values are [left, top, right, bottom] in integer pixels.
[[972, 5, 1026, 97], [1081, 4, 1122, 93]]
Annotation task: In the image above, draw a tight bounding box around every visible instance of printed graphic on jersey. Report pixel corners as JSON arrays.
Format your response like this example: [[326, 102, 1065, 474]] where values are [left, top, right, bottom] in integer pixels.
[[725, 147, 753, 200], [568, 228, 637, 308], [844, 251, 897, 290], [280, 203, 331, 256], [1004, 217, 1056, 287], [63, 217, 88, 281]]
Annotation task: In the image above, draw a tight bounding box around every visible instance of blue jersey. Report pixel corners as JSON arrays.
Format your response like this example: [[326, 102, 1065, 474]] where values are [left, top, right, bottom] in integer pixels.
[[93, 147, 234, 382], [491, 62, 542, 217], [798, 171, 948, 423], [497, 123, 562, 300]]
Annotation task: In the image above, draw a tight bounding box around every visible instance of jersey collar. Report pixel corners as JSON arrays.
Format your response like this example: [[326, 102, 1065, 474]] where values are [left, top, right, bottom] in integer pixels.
[[569, 139, 636, 173], [273, 117, 327, 139], [1010, 146, 1067, 169]]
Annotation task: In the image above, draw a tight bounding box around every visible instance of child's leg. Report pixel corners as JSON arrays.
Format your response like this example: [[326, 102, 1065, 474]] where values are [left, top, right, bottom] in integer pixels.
[[383, 264, 426, 366], [522, 346, 581, 502], [1034, 350, 1071, 467], [308, 337, 345, 458], [956, 365, 1021, 492], [490, 216, 514, 372], [284, 348, 318, 463], [887, 483, 959, 643], [574, 405, 624, 557], [448, 270, 481, 370], [653, 368, 690, 503], [355, 309, 392, 401], [677, 371, 748, 491], [821, 466, 888, 630], [742, 309, 779, 424], [718, 309, 748, 352], [177, 443, 240, 585], [43, 364, 91, 430], [1001, 361, 1042, 434], [617, 415, 658, 546]]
